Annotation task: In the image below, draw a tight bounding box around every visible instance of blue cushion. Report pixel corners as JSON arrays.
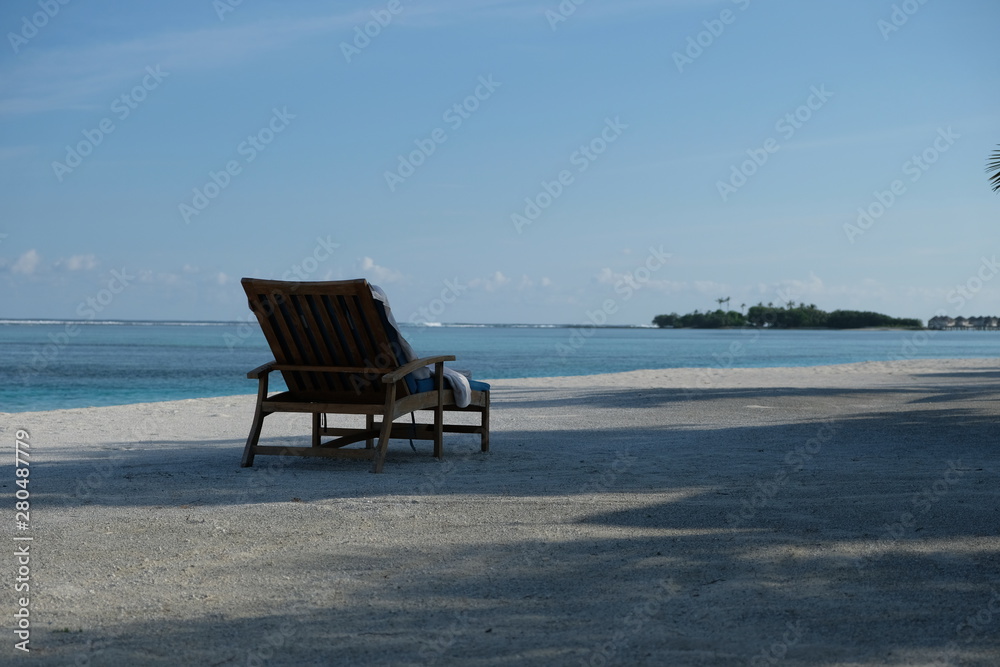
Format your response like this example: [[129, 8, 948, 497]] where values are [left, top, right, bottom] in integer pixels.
[[413, 377, 490, 394]]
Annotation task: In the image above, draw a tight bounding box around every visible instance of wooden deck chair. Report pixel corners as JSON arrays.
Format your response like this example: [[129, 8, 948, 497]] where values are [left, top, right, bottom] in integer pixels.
[[240, 278, 490, 473]]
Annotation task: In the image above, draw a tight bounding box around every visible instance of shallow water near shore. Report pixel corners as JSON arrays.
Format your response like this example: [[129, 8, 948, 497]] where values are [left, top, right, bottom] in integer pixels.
[[1, 321, 998, 412]]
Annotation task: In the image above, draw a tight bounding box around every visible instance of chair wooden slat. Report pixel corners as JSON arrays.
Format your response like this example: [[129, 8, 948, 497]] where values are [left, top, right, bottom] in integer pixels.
[[299, 294, 342, 393], [307, 294, 354, 394], [287, 302, 322, 393], [340, 294, 388, 396], [288, 293, 335, 394], [320, 294, 359, 363], [342, 295, 375, 361]]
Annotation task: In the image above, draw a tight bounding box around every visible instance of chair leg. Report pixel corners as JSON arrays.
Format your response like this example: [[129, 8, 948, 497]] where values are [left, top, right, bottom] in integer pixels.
[[240, 407, 267, 468], [241, 413, 264, 467], [312, 413, 321, 448], [371, 414, 394, 474], [433, 405, 444, 459], [480, 392, 490, 453], [366, 414, 375, 449], [372, 385, 397, 474], [433, 362, 444, 459], [241, 377, 269, 468]]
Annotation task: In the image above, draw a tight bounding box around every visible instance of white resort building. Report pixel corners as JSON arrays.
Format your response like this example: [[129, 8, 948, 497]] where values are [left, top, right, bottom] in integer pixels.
[[928, 316, 1000, 330]]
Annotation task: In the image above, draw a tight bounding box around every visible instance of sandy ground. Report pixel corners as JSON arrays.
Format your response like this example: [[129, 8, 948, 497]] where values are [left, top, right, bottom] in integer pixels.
[[4, 359, 1000, 666]]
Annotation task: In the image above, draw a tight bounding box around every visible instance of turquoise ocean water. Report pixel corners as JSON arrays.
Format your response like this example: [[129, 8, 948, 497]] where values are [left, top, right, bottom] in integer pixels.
[[1, 321, 998, 412]]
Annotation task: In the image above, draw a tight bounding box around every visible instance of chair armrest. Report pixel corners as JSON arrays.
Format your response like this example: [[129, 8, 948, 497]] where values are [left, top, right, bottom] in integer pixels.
[[382, 355, 456, 384], [247, 361, 277, 379]]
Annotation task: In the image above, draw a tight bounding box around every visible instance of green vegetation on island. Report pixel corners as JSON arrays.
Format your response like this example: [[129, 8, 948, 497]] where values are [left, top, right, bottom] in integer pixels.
[[652, 302, 922, 330]]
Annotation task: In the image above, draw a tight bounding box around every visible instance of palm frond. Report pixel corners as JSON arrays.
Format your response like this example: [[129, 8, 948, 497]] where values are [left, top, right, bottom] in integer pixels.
[[988, 145, 1000, 192]]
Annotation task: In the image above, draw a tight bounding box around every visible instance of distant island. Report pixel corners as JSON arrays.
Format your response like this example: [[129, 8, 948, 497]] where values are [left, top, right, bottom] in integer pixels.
[[653, 302, 922, 329]]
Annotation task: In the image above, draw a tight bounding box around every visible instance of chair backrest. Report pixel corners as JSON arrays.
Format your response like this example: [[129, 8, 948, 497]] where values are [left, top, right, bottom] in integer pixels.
[[241, 278, 409, 401]]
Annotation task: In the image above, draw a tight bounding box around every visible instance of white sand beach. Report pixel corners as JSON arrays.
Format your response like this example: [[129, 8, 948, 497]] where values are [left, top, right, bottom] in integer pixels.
[[6, 359, 1000, 666]]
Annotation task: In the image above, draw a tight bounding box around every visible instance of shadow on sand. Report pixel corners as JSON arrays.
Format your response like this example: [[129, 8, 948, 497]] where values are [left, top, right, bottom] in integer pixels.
[[31, 381, 1000, 665]]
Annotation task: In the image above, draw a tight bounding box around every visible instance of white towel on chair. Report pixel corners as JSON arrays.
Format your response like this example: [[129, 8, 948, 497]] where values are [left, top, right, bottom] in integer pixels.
[[370, 284, 472, 408]]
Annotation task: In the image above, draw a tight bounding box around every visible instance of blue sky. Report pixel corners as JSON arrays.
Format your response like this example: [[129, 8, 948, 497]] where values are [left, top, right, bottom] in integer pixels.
[[1, 0, 997, 324]]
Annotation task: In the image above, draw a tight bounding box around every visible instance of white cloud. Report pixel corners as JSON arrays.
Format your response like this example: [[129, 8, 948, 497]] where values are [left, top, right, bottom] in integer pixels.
[[468, 272, 507, 291], [215, 272, 231, 286], [57, 254, 99, 271], [358, 257, 403, 284], [474, 271, 509, 291], [597, 266, 684, 294], [11, 249, 40, 275], [158, 272, 184, 287]]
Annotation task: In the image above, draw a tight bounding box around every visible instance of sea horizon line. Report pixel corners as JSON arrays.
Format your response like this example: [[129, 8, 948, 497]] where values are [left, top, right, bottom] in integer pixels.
[[0, 318, 660, 329]]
